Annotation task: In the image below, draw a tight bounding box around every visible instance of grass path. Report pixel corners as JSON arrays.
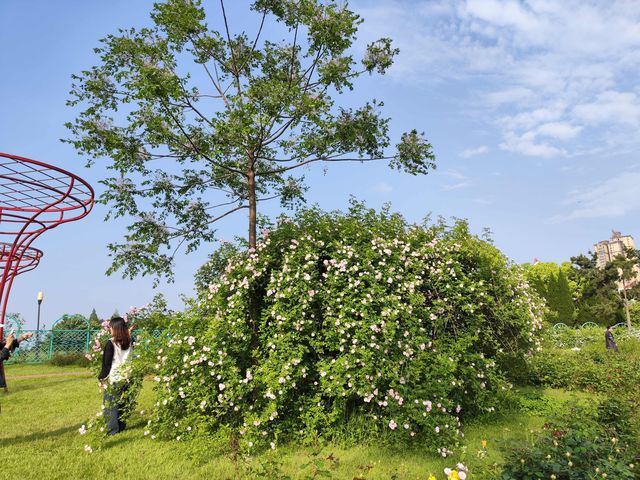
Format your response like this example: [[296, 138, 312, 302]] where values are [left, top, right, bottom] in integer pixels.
[[0, 364, 581, 479]]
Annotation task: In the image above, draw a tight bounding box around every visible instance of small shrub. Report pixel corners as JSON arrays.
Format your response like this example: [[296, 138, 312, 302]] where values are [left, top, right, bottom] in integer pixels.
[[515, 390, 557, 417], [49, 353, 90, 367], [500, 400, 638, 479], [527, 337, 640, 395]]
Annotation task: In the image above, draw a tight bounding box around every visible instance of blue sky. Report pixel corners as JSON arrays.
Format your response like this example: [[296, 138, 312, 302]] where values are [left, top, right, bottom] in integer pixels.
[[1, 0, 638, 328]]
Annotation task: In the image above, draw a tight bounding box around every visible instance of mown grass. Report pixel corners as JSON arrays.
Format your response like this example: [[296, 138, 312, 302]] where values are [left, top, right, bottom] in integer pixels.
[[0, 364, 589, 480]]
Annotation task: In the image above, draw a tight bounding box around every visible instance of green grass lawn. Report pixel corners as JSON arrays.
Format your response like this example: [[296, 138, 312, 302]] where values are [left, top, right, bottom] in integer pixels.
[[0, 364, 585, 480]]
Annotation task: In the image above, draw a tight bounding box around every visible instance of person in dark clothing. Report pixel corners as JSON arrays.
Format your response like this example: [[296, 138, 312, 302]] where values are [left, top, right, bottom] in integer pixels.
[[0, 331, 33, 361], [98, 317, 133, 434], [605, 325, 619, 352], [0, 331, 34, 389]]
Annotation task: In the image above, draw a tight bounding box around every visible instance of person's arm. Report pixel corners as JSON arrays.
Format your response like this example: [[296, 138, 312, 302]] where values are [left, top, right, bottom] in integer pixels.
[[98, 340, 114, 381], [11, 332, 34, 352]]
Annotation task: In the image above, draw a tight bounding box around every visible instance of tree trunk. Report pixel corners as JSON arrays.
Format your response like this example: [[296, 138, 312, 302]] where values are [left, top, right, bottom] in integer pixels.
[[621, 279, 632, 330], [247, 163, 257, 250]]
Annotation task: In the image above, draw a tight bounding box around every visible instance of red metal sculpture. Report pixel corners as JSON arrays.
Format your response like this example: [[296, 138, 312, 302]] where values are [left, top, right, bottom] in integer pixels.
[[0, 152, 94, 387], [0, 243, 44, 309]]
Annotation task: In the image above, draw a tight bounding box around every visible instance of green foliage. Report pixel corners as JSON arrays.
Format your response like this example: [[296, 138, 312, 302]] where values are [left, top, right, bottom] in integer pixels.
[[53, 313, 96, 330], [3, 312, 25, 331], [528, 332, 640, 395], [144, 203, 543, 454], [49, 352, 91, 367], [194, 241, 241, 292], [524, 262, 576, 325], [127, 293, 174, 330], [88, 308, 100, 327], [513, 390, 558, 417], [568, 254, 624, 326], [630, 300, 640, 325], [65, 0, 436, 281], [500, 400, 638, 479]]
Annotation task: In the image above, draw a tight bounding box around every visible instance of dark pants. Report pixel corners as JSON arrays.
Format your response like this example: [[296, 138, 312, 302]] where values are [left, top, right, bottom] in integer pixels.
[[0, 362, 6, 389], [104, 384, 128, 435]]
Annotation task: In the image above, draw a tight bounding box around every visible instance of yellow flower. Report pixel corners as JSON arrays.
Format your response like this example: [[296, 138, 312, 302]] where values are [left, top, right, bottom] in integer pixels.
[[449, 471, 460, 480], [481, 439, 487, 449], [428, 475, 437, 480]]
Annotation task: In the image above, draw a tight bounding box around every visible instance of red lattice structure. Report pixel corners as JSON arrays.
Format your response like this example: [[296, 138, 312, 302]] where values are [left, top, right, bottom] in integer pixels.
[[0, 243, 44, 296], [0, 152, 94, 341]]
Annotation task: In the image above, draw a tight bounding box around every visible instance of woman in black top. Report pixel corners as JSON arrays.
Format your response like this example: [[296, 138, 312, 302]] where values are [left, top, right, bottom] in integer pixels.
[[605, 325, 619, 352], [98, 317, 133, 435]]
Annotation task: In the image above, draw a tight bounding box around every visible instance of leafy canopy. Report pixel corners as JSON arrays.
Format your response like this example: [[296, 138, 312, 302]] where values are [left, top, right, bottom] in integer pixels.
[[65, 0, 436, 282]]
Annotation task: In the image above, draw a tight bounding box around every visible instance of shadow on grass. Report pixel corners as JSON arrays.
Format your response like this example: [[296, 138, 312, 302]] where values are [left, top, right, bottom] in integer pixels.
[[3, 376, 92, 394], [0, 425, 79, 447]]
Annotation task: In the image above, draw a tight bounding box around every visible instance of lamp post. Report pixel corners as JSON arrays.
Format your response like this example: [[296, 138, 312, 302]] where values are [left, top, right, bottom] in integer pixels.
[[36, 291, 43, 359], [36, 291, 43, 331]]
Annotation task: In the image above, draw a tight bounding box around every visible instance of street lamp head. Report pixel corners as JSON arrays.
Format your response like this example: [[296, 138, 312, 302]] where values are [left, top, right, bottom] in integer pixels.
[[37, 291, 44, 304]]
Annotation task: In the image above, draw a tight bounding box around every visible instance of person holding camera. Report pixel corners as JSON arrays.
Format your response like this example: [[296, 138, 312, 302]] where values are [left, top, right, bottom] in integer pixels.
[[0, 331, 34, 390], [0, 331, 33, 362]]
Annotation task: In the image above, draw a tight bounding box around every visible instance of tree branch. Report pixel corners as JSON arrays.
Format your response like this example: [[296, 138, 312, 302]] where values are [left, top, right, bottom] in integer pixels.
[[167, 204, 248, 241], [159, 98, 245, 177], [219, 0, 242, 94], [256, 156, 393, 177], [288, 22, 299, 88]]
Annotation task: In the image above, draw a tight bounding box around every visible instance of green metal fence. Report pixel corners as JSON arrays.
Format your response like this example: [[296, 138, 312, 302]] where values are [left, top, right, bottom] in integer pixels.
[[5, 329, 164, 364]]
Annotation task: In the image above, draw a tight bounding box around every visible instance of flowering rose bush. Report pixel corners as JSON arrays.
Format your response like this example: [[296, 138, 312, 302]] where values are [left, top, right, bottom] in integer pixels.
[[144, 203, 543, 453]]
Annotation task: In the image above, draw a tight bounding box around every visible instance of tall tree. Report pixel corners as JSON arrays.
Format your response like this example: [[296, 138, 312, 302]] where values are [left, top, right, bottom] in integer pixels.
[[607, 248, 640, 329], [65, 0, 436, 282], [52, 314, 90, 330], [523, 262, 575, 325], [88, 308, 101, 329], [569, 253, 623, 326]]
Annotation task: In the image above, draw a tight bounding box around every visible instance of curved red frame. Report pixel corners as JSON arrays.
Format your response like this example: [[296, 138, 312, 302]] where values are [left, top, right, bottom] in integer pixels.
[[0, 242, 43, 277], [0, 152, 94, 340]]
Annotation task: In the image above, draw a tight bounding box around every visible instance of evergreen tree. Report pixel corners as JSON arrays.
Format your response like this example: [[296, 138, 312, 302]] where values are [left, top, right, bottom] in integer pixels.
[[569, 254, 623, 326], [524, 262, 575, 325], [88, 308, 101, 329]]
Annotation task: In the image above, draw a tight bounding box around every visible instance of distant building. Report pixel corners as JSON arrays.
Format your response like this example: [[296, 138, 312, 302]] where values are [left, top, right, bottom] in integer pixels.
[[594, 231, 640, 289], [594, 231, 636, 269]]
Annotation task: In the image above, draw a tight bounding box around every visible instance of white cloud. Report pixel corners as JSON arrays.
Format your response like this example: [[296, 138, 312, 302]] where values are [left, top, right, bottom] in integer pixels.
[[460, 145, 489, 158], [441, 169, 468, 180], [500, 131, 565, 157], [440, 169, 473, 190], [441, 181, 473, 191], [485, 87, 535, 106], [372, 181, 393, 193], [573, 91, 640, 127], [463, 0, 541, 33], [354, 0, 640, 157], [535, 122, 582, 140], [556, 171, 640, 220], [472, 196, 494, 205]]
